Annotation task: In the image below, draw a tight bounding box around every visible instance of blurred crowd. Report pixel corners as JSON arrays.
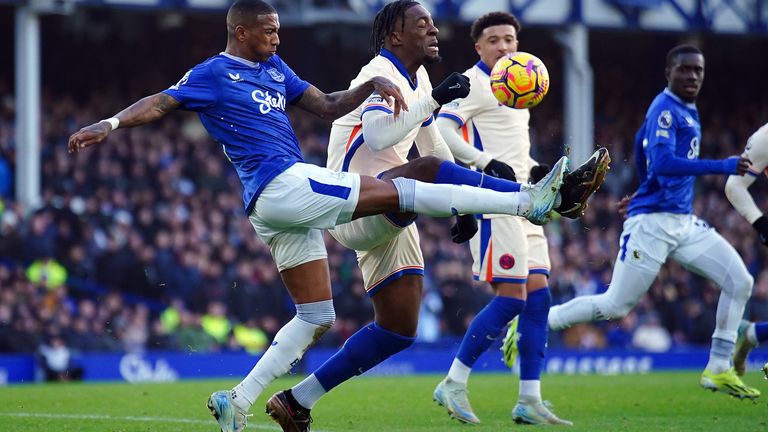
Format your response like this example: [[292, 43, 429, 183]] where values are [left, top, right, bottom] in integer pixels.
[[1, 17, 768, 364]]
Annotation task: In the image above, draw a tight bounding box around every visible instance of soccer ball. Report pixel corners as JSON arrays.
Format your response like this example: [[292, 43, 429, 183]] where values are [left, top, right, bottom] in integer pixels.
[[762, 361, 768, 380], [490, 52, 549, 109]]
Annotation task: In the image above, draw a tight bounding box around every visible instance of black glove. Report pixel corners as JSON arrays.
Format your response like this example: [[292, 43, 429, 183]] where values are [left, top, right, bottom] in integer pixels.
[[529, 163, 551, 183], [483, 159, 516, 182], [753, 215, 768, 246], [432, 72, 471, 105], [450, 214, 478, 244]]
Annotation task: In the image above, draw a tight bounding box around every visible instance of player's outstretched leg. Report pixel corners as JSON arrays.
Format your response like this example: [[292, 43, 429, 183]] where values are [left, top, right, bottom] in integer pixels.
[[208, 390, 251, 432], [734, 320, 768, 376], [556, 147, 611, 219], [383, 157, 567, 225]]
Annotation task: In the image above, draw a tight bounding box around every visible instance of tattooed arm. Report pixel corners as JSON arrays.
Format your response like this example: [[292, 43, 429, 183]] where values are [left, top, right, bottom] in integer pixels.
[[294, 77, 408, 121], [68, 92, 181, 153]]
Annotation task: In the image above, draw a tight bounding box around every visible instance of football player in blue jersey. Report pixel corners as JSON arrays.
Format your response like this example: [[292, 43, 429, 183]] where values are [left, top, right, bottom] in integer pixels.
[[67, 1, 575, 431], [546, 44, 761, 399]]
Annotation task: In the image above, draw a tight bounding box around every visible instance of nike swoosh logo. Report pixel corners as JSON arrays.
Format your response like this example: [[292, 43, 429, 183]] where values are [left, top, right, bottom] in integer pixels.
[[449, 83, 461, 89]]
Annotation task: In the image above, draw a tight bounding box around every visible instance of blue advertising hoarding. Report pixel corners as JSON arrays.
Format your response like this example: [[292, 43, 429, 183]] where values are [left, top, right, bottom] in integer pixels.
[[2, 347, 767, 384]]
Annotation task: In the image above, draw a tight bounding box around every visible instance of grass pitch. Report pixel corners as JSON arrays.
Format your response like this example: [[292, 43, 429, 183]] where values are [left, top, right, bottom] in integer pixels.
[[0, 372, 765, 431]]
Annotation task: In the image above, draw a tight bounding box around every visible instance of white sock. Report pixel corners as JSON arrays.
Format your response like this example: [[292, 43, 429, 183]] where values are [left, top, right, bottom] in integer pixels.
[[549, 259, 655, 330], [519, 380, 541, 402], [291, 374, 326, 409], [447, 358, 471, 384], [547, 300, 594, 330], [706, 338, 735, 374], [393, 178, 531, 217], [746, 323, 758, 345], [232, 317, 326, 411]]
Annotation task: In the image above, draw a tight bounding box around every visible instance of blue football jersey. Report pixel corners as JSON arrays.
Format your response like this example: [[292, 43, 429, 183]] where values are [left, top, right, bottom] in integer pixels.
[[627, 89, 701, 217], [163, 53, 310, 213]]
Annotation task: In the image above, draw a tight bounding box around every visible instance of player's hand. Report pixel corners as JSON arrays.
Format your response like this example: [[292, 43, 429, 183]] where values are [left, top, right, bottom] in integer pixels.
[[450, 214, 478, 244], [432, 72, 470, 105], [529, 163, 551, 183], [370, 76, 408, 117], [616, 193, 634, 219], [68, 121, 113, 154], [483, 159, 516, 182], [735, 156, 752, 175], [752, 215, 768, 246]]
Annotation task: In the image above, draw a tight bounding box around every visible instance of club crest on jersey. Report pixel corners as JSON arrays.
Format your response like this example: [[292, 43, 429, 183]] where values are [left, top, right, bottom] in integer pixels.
[[499, 254, 515, 270], [657, 110, 672, 129], [169, 70, 191, 90], [267, 68, 285, 83], [251, 89, 286, 114]]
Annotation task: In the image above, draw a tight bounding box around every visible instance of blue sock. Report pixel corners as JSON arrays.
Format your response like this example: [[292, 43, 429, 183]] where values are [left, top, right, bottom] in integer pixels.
[[755, 322, 768, 343], [457, 296, 525, 367], [314, 323, 415, 392], [518, 288, 551, 380], [435, 161, 521, 192]]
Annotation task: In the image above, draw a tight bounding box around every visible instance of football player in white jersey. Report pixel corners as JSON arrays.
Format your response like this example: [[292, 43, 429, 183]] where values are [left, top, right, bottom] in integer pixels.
[[724, 123, 768, 376], [432, 11, 608, 425], [263, 2, 601, 431]]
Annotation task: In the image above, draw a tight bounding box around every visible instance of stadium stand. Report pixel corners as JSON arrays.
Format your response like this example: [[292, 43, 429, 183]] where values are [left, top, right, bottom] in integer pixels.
[[1, 10, 767, 361]]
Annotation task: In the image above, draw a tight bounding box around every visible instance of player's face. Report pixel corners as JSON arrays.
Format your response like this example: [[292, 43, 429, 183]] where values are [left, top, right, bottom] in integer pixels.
[[666, 53, 705, 103], [395, 5, 440, 64], [475, 25, 519, 70], [243, 13, 280, 61]]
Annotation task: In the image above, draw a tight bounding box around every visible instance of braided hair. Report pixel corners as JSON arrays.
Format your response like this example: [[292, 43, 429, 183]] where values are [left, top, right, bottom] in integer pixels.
[[369, 0, 420, 55]]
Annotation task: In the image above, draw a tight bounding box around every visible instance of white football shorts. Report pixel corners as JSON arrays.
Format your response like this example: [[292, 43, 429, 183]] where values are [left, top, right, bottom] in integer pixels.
[[249, 163, 361, 272], [331, 214, 423, 296], [618, 212, 747, 287], [471, 215, 550, 283]]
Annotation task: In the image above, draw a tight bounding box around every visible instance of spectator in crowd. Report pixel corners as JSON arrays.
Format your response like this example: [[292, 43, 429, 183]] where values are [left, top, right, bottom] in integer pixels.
[[37, 334, 84, 381]]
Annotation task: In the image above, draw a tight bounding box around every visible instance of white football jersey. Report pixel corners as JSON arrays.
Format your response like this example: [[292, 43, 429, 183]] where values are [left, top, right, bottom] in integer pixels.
[[437, 61, 532, 182], [327, 51, 434, 176]]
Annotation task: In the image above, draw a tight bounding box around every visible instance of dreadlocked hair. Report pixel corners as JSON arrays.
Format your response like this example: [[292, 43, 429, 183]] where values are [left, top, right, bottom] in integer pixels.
[[369, 0, 420, 55]]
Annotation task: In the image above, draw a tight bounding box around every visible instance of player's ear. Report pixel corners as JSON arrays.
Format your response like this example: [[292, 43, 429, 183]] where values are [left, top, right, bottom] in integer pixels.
[[664, 66, 670, 83], [390, 30, 403, 47], [474, 42, 482, 56], [235, 25, 248, 42]]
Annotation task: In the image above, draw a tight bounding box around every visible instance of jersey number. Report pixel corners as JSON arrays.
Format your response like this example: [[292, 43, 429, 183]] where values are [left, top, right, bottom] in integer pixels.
[[687, 137, 700, 159]]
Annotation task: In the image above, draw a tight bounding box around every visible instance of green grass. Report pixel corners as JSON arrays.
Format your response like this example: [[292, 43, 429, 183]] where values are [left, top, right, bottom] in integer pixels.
[[0, 372, 766, 431]]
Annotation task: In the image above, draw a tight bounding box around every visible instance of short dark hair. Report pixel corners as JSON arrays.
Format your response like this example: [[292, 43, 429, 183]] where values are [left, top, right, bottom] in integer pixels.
[[470, 11, 521, 42], [227, 0, 276, 30], [666, 44, 703, 68], [369, 0, 420, 54]]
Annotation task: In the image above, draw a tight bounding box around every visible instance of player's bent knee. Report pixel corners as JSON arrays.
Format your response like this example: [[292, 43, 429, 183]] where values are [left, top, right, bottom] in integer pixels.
[[296, 299, 336, 329]]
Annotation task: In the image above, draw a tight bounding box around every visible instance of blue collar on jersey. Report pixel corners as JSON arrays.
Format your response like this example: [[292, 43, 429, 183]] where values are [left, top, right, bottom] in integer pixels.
[[475, 60, 492, 76], [379, 48, 418, 90], [220, 52, 261, 68], [663, 87, 697, 110]]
